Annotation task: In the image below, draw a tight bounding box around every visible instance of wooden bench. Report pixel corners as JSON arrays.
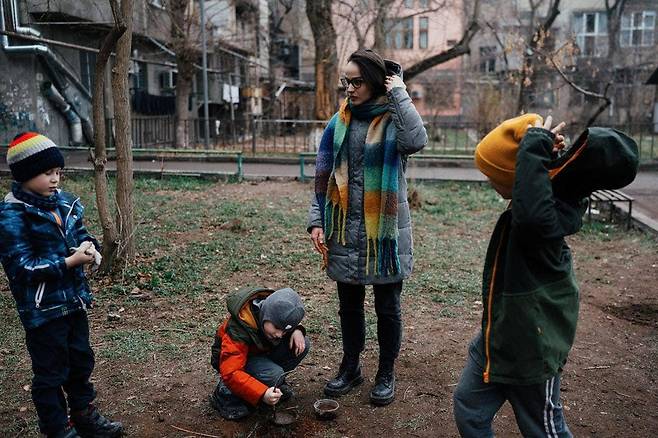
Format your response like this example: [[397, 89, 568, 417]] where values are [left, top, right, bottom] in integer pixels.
[[588, 189, 634, 229]]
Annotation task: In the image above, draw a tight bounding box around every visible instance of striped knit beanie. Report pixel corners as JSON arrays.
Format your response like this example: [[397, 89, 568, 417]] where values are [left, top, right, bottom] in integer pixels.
[[7, 132, 65, 182]]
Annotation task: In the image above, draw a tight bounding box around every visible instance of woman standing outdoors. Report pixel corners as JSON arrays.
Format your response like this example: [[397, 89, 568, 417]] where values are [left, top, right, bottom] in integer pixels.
[[307, 48, 427, 406]]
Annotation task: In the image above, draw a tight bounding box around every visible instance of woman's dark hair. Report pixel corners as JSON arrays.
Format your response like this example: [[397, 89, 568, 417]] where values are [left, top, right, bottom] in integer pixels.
[[347, 48, 387, 97]]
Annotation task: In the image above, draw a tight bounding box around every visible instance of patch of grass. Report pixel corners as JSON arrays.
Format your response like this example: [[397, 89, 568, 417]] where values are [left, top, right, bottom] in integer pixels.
[[100, 329, 155, 362], [0, 174, 655, 435], [394, 412, 431, 431], [134, 176, 215, 192]]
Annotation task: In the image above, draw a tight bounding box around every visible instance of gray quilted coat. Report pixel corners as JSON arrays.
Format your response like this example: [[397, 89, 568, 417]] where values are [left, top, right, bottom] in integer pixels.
[[307, 86, 427, 285]]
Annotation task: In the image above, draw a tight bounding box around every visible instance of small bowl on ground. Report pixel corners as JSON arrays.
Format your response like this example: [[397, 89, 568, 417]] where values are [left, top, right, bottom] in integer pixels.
[[271, 409, 298, 426], [313, 399, 339, 420]]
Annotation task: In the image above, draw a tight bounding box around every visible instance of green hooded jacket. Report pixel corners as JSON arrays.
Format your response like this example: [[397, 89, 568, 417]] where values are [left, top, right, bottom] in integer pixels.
[[480, 126, 638, 385]]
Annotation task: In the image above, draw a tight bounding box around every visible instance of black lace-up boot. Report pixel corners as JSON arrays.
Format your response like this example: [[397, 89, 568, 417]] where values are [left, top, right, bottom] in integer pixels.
[[369, 366, 395, 406], [70, 405, 123, 438], [324, 355, 364, 396]]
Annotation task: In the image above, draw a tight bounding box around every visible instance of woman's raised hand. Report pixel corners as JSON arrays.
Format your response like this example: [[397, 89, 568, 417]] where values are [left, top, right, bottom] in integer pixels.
[[385, 75, 405, 92]]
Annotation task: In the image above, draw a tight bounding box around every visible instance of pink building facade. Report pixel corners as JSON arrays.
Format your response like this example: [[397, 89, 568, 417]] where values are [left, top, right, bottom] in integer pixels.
[[332, 0, 466, 118]]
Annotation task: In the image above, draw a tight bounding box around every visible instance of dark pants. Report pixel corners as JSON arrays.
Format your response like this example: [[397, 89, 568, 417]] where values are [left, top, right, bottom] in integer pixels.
[[245, 333, 311, 386], [217, 333, 310, 409], [453, 334, 572, 438], [25, 311, 96, 435], [337, 281, 402, 371]]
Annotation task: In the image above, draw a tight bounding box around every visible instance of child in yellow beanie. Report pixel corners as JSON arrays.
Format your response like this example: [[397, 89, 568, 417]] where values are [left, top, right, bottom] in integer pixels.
[[453, 116, 638, 437]]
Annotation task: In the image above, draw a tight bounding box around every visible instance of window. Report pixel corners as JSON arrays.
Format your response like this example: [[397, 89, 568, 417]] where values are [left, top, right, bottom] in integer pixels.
[[404, 0, 414, 8], [79, 51, 97, 92], [479, 46, 496, 73], [385, 17, 414, 49], [419, 0, 429, 8], [419, 17, 429, 49], [130, 61, 148, 91], [159, 70, 177, 93], [574, 11, 608, 57], [620, 11, 655, 47]]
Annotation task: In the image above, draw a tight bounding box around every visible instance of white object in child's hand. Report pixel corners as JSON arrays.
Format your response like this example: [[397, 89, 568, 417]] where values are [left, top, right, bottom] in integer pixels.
[[70, 241, 103, 268]]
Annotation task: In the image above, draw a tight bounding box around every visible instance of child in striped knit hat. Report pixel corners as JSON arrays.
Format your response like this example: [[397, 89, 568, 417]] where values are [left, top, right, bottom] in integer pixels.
[[0, 133, 123, 438]]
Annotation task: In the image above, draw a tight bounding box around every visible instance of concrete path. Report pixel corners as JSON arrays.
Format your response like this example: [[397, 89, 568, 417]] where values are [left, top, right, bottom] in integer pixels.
[[0, 150, 655, 232]]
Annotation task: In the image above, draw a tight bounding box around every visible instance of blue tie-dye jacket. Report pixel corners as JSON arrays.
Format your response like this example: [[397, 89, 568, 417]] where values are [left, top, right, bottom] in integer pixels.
[[0, 190, 99, 329]]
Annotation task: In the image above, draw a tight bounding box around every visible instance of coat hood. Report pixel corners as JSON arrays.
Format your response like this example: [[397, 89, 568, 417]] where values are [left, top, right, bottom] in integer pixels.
[[550, 127, 639, 201], [225, 286, 275, 348], [385, 59, 403, 80]]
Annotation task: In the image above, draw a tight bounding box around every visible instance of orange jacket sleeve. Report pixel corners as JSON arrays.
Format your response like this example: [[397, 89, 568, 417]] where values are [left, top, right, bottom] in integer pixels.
[[218, 328, 268, 406]]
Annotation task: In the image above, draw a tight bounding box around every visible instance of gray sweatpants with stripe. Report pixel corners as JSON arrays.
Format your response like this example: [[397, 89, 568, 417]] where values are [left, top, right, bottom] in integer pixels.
[[453, 333, 572, 438]]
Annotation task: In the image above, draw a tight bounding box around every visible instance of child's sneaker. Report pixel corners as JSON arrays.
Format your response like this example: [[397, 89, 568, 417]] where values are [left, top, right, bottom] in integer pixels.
[[209, 379, 251, 420], [70, 405, 123, 438]]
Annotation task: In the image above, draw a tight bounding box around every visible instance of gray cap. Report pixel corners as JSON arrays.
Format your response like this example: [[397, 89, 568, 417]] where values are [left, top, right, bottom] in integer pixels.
[[260, 287, 305, 331]]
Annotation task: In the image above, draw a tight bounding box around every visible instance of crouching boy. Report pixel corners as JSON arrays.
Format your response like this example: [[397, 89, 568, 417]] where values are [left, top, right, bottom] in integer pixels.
[[453, 116, 638, 437], [210, 286, 310, 420], [0, 133, 123, 438]]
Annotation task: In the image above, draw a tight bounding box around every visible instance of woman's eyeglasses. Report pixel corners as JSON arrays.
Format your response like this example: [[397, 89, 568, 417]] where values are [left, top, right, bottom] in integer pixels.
[[340, 76, 365, 90]]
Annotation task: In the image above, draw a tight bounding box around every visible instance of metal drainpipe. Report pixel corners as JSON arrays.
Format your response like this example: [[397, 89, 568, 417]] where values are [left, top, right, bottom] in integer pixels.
[[10, 0, 40, 37], [0, 0, 92, 101]]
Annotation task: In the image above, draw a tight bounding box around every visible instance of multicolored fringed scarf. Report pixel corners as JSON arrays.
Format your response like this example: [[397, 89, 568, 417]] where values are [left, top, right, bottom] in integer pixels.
[[315, 96, 400, 277]]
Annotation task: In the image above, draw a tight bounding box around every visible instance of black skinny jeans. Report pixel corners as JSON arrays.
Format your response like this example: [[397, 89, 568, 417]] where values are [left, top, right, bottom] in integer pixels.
[[337, 281, 402, 372]]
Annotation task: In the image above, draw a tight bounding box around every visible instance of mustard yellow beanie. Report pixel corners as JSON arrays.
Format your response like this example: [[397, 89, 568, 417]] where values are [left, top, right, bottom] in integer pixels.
[[474, 114, 543, 190]]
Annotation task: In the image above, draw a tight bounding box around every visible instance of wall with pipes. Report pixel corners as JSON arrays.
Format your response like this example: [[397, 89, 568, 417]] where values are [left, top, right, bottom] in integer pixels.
[[0, 48, 69, 144]]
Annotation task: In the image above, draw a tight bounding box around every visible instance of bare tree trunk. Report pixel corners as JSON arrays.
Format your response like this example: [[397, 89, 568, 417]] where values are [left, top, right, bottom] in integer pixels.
[[111, 0, 135, 264], [606, 0, 627, 59], [170, 0, 197, 148], [92, 0, 126, 273], [306, 0, 338, 119], [372, 0, 395, 53], [174, 72, 192, 148], [516, 0, 560, 114]]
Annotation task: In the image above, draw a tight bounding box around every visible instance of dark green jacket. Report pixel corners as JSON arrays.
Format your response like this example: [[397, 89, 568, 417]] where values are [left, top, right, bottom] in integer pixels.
[[480, 125, 638, 385], [480, 128, 586, 385]]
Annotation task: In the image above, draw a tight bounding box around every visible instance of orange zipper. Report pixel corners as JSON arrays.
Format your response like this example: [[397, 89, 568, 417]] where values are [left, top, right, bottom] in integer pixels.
[[483, 224, 507, 383]]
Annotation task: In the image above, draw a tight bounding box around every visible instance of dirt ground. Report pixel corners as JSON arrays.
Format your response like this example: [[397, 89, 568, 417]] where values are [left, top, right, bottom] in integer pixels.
[[0, 180, 656, 437]]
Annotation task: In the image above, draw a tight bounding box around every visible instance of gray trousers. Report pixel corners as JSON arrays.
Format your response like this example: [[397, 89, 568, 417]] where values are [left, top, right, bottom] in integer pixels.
[[244, 334, 310, 386], [453, 333, 572, 438]]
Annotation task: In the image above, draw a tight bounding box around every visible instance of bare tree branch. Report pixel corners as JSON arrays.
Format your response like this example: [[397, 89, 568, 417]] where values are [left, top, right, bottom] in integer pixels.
[[538, 47, 611, 127], [484, 21, 509, 70], [404, 0, 481, 82]]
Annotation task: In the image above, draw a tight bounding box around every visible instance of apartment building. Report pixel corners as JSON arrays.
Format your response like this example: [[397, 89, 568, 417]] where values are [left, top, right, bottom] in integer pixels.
[[0, 0, 267, 145], [465, 0, 657, 129], [333, 0, 466, 120]]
